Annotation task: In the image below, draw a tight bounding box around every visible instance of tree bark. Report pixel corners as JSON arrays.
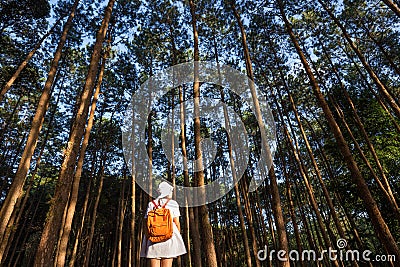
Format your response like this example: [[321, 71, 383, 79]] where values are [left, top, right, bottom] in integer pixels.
[[188, 0, 218, 266]]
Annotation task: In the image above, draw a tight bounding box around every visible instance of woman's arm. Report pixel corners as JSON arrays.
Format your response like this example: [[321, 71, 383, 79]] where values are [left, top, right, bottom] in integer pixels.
[[173, 217, 181, 232]]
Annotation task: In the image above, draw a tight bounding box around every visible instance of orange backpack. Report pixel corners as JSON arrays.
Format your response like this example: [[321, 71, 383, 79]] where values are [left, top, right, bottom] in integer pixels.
[[147, 199, 173, 243]]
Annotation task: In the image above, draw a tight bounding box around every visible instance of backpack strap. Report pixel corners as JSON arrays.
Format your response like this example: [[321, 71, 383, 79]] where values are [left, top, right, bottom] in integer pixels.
[[151, 200, 159, 209], [161, 199, 170, 208], [152, 199, 170, 209]]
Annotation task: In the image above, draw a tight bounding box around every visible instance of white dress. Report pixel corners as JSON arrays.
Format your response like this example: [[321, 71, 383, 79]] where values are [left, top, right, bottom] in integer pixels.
[[140, 198, 187, 259]]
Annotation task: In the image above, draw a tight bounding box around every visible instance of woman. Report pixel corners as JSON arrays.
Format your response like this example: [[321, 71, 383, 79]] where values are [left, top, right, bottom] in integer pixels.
[[140, 181, 187, 267]]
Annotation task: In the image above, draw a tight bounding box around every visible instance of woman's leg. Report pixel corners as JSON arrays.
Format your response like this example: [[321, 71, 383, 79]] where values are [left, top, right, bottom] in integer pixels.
[[160, 258, 173, 267], [150, 258, 161, 267]]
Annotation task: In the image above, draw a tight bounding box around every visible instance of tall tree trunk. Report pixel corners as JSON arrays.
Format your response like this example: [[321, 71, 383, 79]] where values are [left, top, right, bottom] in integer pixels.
[[33, 1, 115, 265], [168, 18, 193, 266], [0, 1, 80, 264], [229, 2, 290, 266], [270, 73, 355, 264], [117, 177, 127, 267], [240, 178, 263, 267], [213, 33, 253, 267], [129, 105, 136, 267], [83, 162, 106, 267], [146, 63, 154, 203], [68, 166, 93, 267], [253, 193, 269, 249], [188, 0, 218, 266], [179, 85, 197, 267], [9, 181, 44, 266], [55, 32, 111, 267], [277, 0, 400, 258], [138, 191, 147, 266], [282, 162, 304, 267], [294, 177, 319, 253]]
